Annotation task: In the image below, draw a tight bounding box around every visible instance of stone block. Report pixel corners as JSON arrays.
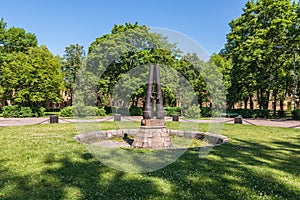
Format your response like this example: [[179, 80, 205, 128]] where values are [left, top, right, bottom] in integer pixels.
[[234, 116, 243, 124]]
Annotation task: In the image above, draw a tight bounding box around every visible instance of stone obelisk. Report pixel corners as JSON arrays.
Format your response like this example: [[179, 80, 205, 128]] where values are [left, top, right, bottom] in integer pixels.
[[132, 64, 172, 149]]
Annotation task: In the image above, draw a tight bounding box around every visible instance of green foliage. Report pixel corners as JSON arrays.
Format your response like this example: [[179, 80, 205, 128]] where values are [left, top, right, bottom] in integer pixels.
[[60, 106, 106, 117], [61, 44, 85, 105], [95, 107, 106, 116], [277, 110, 286, 118], [223, 0, 297, 110], [0, 46, 63, 107], [228, 109, 270, 119], [0, 19, 62, 107], [183, 105, 201, 118], [292, 109, 300, 120], [0, 19, 37, 53], [164, 107, 181, 116], [19, 107, 32, 117], [201, 107, 212, 117], [2, 106, 44, 117], [59, 106, 73, 117], [2, 105, 20, 117], [85, 22, 181, 107], [129, 106, 143, 116], [32, 107, 45, 117]]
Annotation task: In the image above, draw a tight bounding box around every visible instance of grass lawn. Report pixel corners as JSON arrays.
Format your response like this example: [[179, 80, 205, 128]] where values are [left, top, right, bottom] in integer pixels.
[[0, 122, 300, 199]]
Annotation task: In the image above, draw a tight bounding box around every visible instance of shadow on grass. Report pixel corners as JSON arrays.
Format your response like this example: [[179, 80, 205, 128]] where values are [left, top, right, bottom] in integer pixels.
[[1, 140, 300, 199]]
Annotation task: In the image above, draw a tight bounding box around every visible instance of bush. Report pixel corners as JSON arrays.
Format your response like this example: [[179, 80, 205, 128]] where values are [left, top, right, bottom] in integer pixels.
[[31, 107, 45, 117], [2, 106, 45, 117], [255, 109, 270, 118], [104, 106, 113, 115], [292, 109, 300, 120], [59, 106, 73, 117], [228, 109, 254, 118], [201, 107, 212, 117], [164, 107, 181, 116], [277, 110, 286, 118], [183, 105, 201, 119], [105, 106, 143, 116], [19, 107, 32, 117], [60, 106, 106, 117], [228, 109, 270, 119], [95, 107, 106, 116], [3, 106, 20, 117], [129, 106, 143, 116]]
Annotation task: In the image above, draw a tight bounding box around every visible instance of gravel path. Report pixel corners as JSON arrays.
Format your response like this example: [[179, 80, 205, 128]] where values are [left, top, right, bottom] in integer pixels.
[[1, 116, 300, 128]]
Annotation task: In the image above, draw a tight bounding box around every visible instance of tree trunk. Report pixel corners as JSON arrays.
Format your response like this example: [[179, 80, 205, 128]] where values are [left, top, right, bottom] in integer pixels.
[[280, 97, 284, 111], [244, 97, 248, 109], [263, 91, 270, 110], [258, 90, 262, 109], [273, 90, 277, 116], [249, 95, 254, 110]]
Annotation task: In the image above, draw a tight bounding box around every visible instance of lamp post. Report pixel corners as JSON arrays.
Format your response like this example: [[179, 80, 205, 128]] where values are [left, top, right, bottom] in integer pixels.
[[275, 45, 298, 111]]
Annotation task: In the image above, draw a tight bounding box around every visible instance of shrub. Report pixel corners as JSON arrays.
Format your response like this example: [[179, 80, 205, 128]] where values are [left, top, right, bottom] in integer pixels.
[[59, 106, 73, 117], [105, 106, 143, 116], [255, 109, 270, 118], [2, 106, 44, 117], [183, 105, 201, 119], [95, 107, 106, 116], [19, 107, 32, 117], [292, 109, 300, 120], [229, 109, 254, 118], [116, 107, 129, 115], [104, 106, 113, 115], [3, 106, 20, 117], [31, 107, 45, 117], [277, 110, 286, 118], [164, 107, 181, 116], [60, 106, 106, 117], [228, 109, 270, 119], [201, 107, 212, 117], [73, 105, 95, 117], [129, 106, 143, 116]]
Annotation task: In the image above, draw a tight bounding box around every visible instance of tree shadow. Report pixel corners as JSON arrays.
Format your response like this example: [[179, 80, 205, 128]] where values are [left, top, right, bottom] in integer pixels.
[[1, 137, 300, 199]]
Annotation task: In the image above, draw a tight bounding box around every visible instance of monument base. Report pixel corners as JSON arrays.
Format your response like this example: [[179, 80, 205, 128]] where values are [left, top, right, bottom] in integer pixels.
[[132, 124, 172, 149], [141, 119, 166, 126]]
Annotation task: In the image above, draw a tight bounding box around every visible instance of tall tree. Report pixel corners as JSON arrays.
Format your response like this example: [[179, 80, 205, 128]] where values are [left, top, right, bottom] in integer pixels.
[[84, 22, 181, 107], [0, 46, 63, 107], [224, 0, 296, 110], [61, 44, 85, 106]]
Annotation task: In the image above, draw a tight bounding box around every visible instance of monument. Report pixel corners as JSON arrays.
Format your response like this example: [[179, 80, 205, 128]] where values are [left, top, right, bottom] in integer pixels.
[[132, 64, 172, 149]]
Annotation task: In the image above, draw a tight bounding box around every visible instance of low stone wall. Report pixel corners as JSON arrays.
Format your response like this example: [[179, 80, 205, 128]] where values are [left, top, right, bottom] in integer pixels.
[[168, 130, 228, 145], [74, 129, 228, 146]]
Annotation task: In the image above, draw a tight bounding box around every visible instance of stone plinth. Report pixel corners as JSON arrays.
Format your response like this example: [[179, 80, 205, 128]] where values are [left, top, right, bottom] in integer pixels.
[[141, 119, 166, 126], [234, 116, 243, 124], [132, 125, 172, 149]]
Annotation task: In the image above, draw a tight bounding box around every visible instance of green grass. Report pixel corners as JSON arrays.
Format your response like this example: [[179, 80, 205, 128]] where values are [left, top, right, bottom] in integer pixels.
[[44, 111, 60, 116], [0, 122, 300, 199]]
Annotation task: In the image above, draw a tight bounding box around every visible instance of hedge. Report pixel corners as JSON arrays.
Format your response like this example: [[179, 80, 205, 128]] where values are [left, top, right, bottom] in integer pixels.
[[164, 107, 182, 116], [59, 106, 106, 117], [2, 106, 45, 118]]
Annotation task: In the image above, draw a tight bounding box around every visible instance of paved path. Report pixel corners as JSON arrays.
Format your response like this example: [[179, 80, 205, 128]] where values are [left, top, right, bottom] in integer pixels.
[[1, 116, 300, 128]]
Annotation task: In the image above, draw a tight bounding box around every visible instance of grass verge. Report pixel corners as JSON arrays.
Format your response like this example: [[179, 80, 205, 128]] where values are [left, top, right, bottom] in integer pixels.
[[0, 122, 299, 199]]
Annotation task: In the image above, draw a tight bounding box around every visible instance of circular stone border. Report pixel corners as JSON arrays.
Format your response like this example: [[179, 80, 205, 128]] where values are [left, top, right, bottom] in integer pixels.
[[74, 129, 228, 149]]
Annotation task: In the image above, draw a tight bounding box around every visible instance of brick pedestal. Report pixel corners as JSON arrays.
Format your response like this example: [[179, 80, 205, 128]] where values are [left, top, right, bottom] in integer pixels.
[[132, 125, 172, 149]]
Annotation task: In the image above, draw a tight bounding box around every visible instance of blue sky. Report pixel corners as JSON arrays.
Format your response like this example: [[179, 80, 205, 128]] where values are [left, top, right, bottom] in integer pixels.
[[1, 0, 248, 56]]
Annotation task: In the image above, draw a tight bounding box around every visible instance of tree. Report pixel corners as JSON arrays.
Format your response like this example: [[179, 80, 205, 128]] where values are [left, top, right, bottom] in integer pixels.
[[223, 0, 296, 110], [83, 22, 181, 107], [0, 46, 63, 107], [175, 53, 207, 108], [61, 44, 85, 106]]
